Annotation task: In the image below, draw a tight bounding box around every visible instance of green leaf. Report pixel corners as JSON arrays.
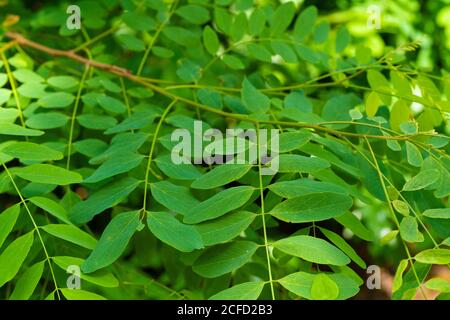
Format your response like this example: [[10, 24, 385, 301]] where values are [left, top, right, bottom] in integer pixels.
[[392, 259, 408, 293], [279, 271, 359, 300], [122, 11, 156, 31], [365, 91, 381, 117], [151, 181, 199, 216], [41, 224, 97, 249], [77, 114, 117, 130], [84, 152, 144, 183], [197, 88, 223, 109], [82, 211, 140, 273], [13, 69, 44, 83], [273, 235, 350, 266], [154, 155, 201, 180], [270, 192, 352, 223], [116, 34, 145, 51], [0, 123, 44, 136], [241, 78, 270, 113], [230, 12, 247, 42], [38, 92, 74, 108], [405, 141, 423, 168], [222, 55, 245, 70], [147, 211, 203, 252], [248, 8, 265, 36], [335, 211, 374, 241], [311, 273, 339, 300], [209, 282, 265, 300], [52, 256, 119, 288], [423, 208, 450, 219], [191, 164, 252, 189], [400, 216, 424, 243], [47, 75, 79, 89], [271, 41, 297, 63], [9, 261, 45, 300], [0, 204, 20, 249], [17, 82, 47, 98], [196, 211, 256, 246], [269, 179, 347, 199], [415, 249, 450, 265], [14, 164, 82, 185], [97, 95, 127, 114], [271, 2, 296, 36], [367, 70, 391, 105], [26, 112, 69, 129], [391, 71, 411, 96], [319, 227, 366, 268], [73, 139, 108, 158], [390, 100, 411, 132], [2, 142, 63, 161], [61, 288, 106, 300], [193, 241, 258, 278], [214, 8, 232, 34], [176, 4, 210, 25], [335, 27, 351, 53], [70, 177, 140, 224], [203, 26, 220, 55], [294, 6, 317, 40], [247, 43, 272, 62], [276, 131, 312, 153], [313, 21, 330, 44], [184, 186, 254, 224], [403, 169, 440, 191], [29, 196, 72, 225], [0, 88, 11, 105], [276, 154, 330, 173], [425, 278, 450, 293], [163, 26, 199, 47], [381, 230, 399, 245], [0, 231, 34, 288], [392, 200, 410, 216]]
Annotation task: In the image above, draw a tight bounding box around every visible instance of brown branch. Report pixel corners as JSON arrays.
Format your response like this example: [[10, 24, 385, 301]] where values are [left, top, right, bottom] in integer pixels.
[[5, 32, 132, 77]]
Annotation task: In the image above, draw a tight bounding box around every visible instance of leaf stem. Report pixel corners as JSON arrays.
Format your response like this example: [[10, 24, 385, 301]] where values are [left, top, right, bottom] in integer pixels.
[[66, 65, 90, 170], [1, 51, 25, 129], [141, 99, 177, 214], [2, 163, 61, 300], [365, 137, 428, 300], [256, 123, 275, 300]]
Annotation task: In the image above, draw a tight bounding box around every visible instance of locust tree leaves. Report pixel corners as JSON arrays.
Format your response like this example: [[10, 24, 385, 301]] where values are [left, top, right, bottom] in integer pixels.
[[82, 211, 140, 273], [415, 249, 450, 265], [147, 211, 203, 252], [209, 282, 265, 300], [2, 142, 63, 161], [193, 241, 258, 278], [13, 164, 82, 185], [241, 79, 270, 113], [273, 236, 350, 266], [184, 186, 254, 224], [0, 231, 34, 288], [270, 192, 352, 223], [278, 271, 360, 300], [0, 204, 20, 249], [0, 0, 449, 302], [70, 178, 141, 224]]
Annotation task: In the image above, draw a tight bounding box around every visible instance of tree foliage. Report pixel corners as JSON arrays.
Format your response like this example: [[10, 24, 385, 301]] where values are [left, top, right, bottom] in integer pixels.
[[0, 0, 449, 300]]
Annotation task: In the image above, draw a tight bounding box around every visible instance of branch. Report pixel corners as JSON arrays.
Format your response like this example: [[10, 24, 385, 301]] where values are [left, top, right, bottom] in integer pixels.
[[5, 32, 132, 77]]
